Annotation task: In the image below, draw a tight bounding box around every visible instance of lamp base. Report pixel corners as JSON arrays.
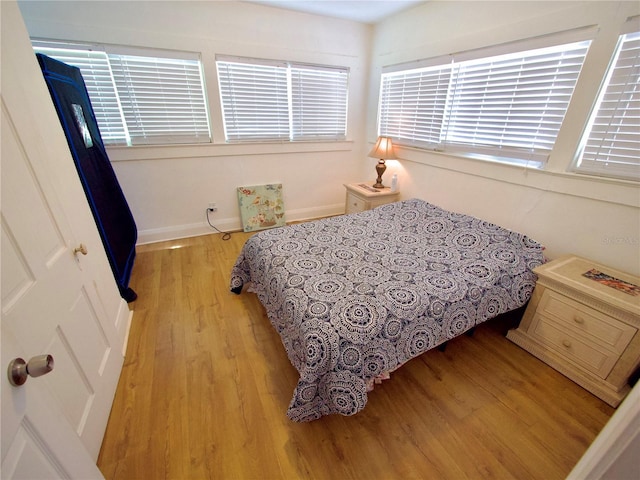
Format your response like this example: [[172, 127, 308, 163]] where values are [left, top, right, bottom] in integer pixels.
[[373, 159, 386, 189]]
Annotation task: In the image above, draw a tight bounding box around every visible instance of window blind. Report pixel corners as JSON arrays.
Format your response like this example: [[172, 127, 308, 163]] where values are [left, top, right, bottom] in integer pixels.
[[445, 42, 590, 157], [216, 56, 349, 142], [378, 38, 591, 166], [32, 41, 210, 146], [574, 30, 640, 181], [216, 60, 290, 141], [108, 54, 210, 145], [290, 65, 348, 140], [32, 42, 129, 144], [378, 64, 453, 146]]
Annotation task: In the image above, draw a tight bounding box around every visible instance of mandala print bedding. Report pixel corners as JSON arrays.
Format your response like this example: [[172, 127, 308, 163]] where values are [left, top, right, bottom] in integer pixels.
[[230, 199, 544, 421]]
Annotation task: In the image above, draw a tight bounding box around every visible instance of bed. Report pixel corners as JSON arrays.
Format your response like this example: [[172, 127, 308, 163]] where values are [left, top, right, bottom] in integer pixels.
[[230, 198, 544, 421]]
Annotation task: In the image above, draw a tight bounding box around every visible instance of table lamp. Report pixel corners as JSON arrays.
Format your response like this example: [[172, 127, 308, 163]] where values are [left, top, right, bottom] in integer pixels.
[[368, 136, 396, 189]]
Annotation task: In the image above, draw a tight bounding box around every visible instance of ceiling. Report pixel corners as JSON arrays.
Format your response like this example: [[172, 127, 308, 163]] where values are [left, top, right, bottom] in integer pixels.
[[243, 0, 427, 24]]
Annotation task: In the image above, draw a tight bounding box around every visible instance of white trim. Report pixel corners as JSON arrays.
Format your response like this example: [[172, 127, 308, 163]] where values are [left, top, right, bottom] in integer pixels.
[[34, 38, 202, 61], [121, 309, 134, 357], [103, 44, 201, 61], [137, 219, 240, 245], [114, 298, 132, 354], [135, 203, 344, 245], [382, 25, 597, 73], [285, 203, 344, 223], [106, 139, 354, 162]]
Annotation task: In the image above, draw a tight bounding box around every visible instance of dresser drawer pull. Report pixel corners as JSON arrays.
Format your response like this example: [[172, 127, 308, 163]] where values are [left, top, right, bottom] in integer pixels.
[[562, 339, 572, 348], [574, 316, 584, 324]]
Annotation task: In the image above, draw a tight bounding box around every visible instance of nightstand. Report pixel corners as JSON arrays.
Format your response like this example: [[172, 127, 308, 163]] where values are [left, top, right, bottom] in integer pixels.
[[507, 255, 640, 407], [344, 182, 400, 214]]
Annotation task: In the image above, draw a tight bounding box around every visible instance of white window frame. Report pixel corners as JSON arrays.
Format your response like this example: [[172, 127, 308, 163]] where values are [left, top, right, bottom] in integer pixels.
[[377, 29, 595, 168], [216, 55, 349, 143], [573, 21, 640, 182], [32, 40, 211, 147]]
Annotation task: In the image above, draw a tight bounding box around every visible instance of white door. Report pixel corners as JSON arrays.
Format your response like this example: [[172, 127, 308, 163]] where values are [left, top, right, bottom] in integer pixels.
[[1, 1, 126, 477]]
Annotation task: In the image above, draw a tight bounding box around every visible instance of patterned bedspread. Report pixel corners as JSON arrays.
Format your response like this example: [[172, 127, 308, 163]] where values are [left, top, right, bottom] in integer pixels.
[[230, 199, 544, 421]]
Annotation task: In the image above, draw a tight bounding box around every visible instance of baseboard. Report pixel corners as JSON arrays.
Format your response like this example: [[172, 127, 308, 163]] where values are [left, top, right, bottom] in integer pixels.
[[285, 203, 344, 223], [136, 218, 240, 245], [136, 203, 344, 245]]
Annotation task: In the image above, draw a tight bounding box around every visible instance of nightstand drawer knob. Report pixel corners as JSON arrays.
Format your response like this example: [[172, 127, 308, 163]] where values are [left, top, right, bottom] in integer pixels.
[[574, 316, 584, 324], [562, 339, 572, 348]]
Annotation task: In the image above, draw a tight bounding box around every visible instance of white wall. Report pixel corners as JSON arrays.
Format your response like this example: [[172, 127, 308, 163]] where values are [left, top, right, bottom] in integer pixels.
[[368, 1, 640, 275], [18, 0, 373, 243], [18, 1, 640, 277]]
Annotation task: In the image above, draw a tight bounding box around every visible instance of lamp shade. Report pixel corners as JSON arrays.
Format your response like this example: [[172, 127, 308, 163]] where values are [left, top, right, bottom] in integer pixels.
[[368, 136, 397, 159]]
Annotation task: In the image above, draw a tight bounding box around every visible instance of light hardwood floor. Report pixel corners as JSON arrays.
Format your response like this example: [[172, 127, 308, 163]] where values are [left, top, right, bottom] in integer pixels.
[[97, 231, 614, 479]]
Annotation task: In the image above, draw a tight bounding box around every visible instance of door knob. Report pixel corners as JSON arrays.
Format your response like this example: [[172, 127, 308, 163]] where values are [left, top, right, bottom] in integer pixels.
[[73, 244, 88, 255], [7, 354, 54, 386]]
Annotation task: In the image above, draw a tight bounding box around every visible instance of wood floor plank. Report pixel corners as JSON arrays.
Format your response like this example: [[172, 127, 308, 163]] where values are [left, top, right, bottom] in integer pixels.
[[98, 231, 615, 479]]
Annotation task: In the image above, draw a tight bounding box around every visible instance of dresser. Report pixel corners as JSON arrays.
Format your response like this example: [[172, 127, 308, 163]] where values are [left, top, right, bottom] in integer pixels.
[[507, 255, 640, 407], [344, 182, 400, 215]]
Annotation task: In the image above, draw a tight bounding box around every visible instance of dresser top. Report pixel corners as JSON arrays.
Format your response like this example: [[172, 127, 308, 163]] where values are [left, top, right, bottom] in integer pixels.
[[535, 255, 640, 315]]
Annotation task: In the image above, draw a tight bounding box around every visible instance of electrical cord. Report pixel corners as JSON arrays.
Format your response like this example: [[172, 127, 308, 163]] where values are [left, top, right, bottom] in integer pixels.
[[205, 208, 231, 240]]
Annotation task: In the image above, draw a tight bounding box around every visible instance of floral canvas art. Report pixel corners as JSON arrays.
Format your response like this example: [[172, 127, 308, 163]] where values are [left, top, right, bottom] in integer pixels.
[[237, 184, 286, 232]]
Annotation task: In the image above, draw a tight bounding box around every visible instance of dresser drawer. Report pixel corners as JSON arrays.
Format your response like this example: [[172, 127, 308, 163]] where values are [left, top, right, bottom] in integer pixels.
[[345, 192, 366, 214], [531, 314, 620, 378], [538, 291, 636, 354]]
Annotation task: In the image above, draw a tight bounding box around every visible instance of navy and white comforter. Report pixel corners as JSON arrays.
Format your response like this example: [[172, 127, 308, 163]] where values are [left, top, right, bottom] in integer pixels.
[[230, 199, 544, 421]]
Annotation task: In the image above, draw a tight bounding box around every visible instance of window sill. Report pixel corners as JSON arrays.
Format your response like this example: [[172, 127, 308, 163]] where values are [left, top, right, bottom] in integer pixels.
[[398, 145, 640, 208], [106, 140, 355, 162]]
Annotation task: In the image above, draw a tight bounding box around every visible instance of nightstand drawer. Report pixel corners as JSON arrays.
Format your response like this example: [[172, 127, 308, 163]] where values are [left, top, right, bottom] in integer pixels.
[[531, 314, 620, 378], [539, 291, 636, 354], [345, 192, 366, 214], [344, 183, 400, 215]]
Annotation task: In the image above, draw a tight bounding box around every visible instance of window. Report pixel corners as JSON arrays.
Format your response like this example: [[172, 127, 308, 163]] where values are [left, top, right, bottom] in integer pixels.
[[290, 64, 350, 141], [32, 40, 211, 146], [217, 56, 348, 142], [574, 28, 640, 181], [216, 59, 289, 141], [378, 34, 592, 167]]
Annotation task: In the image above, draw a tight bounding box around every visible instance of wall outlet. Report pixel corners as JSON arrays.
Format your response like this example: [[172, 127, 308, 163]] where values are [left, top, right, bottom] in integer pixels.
[[208, 202, 217, 212]]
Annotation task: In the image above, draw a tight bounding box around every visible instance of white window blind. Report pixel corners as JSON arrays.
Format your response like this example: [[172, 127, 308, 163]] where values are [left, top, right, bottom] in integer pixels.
[[445, 42, 591, 159], [216, 56, 349, 142], [290, 65, 348, 140], [216, 60, 289, 141], [108, 53, 210, 145], [32, 42, 129, 144], [378, 64, 453, 145], [32, 40, 211, 146], [378, 37, 592, 166], [574, 30, 640, 181]]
